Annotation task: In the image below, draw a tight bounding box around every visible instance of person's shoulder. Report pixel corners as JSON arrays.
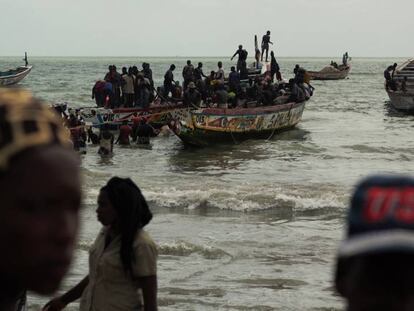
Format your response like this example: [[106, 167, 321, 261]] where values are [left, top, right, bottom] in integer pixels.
[[133, 230, 158, 252], [134, 230, 156, 246]]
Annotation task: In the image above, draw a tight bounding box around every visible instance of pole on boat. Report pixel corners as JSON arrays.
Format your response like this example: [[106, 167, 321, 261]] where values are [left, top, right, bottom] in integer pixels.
[[254, 35, 260, 69]]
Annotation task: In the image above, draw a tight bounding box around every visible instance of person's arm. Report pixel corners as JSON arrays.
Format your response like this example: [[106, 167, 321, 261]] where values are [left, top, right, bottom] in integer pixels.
[[231, 50, 238, 60], [137, 275, 157, 311], [42, 276, 89, 311]]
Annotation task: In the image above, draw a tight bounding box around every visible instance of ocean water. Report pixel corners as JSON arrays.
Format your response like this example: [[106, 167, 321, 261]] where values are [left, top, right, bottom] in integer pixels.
[[2, 56, 413, 310]]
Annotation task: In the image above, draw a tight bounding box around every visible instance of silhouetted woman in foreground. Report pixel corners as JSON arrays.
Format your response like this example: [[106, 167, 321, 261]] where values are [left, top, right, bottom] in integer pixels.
[[44, 177, 158, 311]]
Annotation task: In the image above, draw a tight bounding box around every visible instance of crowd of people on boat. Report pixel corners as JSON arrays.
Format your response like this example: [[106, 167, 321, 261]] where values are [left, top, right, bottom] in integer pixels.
[[92, 63, 155, 109], [91, 52, 312, 111]]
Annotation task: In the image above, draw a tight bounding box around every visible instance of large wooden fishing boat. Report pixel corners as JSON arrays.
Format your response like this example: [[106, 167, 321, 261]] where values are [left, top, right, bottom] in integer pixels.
[[308, 63, 351, 80], [170, 100, 306, 147], [385, 59, 414, 111], [0, 53, 32, 86], [80, 100, 190, 129]]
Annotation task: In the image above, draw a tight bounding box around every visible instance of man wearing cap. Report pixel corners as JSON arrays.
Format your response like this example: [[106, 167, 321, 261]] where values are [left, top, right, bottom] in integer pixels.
[[0, 89, 82, 310], [183, 82, 201, 108], [335, 175, 414, 311]]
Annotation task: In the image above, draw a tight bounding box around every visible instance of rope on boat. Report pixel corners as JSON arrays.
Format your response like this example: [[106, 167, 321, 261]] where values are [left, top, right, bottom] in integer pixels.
[[229, 128, 238, 144], [225, 110, 239, 144], [266, 102, 295, 141]]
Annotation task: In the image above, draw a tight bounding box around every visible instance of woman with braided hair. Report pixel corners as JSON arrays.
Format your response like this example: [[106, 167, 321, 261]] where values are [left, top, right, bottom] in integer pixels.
[[44, 177, 158, 311]]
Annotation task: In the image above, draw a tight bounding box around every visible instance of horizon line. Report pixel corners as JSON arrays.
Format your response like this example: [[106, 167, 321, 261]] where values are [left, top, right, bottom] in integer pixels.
[[0, 55, 412, 59]]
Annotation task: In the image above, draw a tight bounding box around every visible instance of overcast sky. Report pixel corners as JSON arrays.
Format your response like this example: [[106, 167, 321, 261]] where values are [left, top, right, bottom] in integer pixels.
[[1, 0, 413, 57]]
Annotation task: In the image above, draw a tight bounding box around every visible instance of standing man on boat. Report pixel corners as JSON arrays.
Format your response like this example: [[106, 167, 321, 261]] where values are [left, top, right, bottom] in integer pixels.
[[342, 52, 349, 66], [182, 60, 195, 90], [163, 64, 176, 99], [384, 65, 394, 91], [121, 67, 135, 108], [231, 45, 248, 74], [270, 51, 281, 82], [104, 65, 122, 108], [261, 31, 273, 62], [142, 62, 154, 89], [391, 62, 398, 79], [228, 66, 240, 93], [194, 62, 207, 82], [215, 61, 225, 83]]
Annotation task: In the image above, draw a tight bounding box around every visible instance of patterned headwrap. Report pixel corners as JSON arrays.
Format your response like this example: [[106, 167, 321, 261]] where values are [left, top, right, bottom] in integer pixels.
[[0, 88, 71, 172]]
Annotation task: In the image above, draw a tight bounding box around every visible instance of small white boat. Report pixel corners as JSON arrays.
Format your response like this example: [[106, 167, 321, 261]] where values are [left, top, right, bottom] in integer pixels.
[[308, 64, 351, 80], [0, 53, 32, 86], [385, 59, 414, 111]]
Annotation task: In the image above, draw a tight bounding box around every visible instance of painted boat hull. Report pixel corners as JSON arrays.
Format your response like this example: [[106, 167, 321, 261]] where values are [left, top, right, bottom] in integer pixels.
[[0, 66, 32, 86], [308, 64, 350, 80], [171, 102, 306, 147], [80, 103, 191, 129]]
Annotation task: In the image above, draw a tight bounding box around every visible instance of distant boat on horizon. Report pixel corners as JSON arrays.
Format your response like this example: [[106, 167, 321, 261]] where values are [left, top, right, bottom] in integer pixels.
[[0, 52, 32, 86]]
